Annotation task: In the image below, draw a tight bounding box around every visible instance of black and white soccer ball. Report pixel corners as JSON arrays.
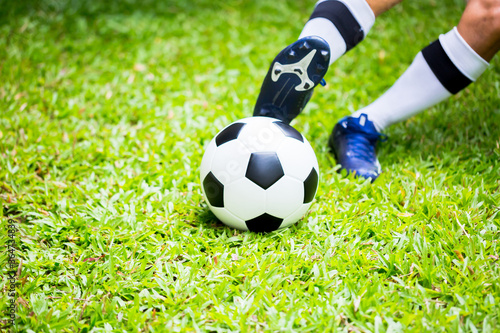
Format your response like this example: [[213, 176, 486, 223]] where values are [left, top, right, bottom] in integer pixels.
[[200, 117, 319, 232]]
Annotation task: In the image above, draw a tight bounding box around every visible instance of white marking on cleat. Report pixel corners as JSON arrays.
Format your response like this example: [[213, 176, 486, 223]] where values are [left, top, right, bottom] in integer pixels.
[[271, 49, 317, 91], [359, 115, 366, 126]]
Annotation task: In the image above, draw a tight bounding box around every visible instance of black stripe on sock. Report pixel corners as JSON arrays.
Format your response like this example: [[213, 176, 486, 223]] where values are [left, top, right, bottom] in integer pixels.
[[309, 0, 364, 51], [421, 39, 472, 94]]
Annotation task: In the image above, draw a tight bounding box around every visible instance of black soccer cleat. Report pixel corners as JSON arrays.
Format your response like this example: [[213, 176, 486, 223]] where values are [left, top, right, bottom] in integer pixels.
[[253, 36, 330, 124]]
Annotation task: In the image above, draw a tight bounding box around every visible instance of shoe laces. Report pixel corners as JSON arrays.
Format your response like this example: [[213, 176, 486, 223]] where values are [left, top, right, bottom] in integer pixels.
[[342, 117, 387, 161], [344, 133, 378, 160]]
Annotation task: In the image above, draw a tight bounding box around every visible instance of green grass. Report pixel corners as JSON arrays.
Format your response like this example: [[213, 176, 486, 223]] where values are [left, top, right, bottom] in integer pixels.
[[1, 0, 499, 331]]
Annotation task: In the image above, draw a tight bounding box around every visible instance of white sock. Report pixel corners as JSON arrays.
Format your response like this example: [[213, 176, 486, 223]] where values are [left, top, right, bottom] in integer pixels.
[[299, 0, 375, 65], [352, 27, 489, 132]]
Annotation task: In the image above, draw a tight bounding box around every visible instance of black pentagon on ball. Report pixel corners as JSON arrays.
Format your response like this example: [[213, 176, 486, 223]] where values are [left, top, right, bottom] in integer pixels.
[[273, 121, 303, 142], [245, 152, 284, 190], [203, 172, 224, 207], [246, 213, 283, 232], [216, 122, 246, 146], [303, 168, 319, 203]]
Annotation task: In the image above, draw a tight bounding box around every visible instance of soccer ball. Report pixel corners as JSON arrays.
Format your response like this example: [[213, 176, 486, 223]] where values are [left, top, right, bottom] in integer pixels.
[[200, 117, 319, 232]]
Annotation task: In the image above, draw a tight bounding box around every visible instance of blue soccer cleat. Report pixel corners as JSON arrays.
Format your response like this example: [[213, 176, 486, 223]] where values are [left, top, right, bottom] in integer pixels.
[[329, 114, 387, 181], [254, 36, 331, 124]]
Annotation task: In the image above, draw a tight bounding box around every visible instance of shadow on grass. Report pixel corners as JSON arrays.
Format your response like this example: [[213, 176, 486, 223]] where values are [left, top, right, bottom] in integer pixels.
[[195, 206, 307, 237], [195, 207, 231, 233]]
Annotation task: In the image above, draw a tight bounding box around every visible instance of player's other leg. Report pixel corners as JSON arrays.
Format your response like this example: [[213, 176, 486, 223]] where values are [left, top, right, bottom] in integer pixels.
[[330, 0, 500, 181], [254, 0, 402, 124]]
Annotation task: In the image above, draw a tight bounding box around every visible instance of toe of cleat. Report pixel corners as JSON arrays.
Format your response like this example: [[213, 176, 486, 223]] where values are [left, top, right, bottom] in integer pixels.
[[329, 115, 385, 182]]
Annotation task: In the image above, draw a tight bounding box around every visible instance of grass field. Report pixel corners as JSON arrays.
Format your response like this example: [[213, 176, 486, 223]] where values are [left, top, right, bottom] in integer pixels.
[[1, 0, 500, 331]]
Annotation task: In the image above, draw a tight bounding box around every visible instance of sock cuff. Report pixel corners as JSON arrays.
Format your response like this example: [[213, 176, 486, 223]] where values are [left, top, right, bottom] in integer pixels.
[[310, 0, 375, 51], [439, 27, 489, 81], [338, 0, 375, 34]]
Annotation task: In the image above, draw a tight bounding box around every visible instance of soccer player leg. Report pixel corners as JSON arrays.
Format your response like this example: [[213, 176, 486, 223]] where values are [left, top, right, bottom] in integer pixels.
[[366, 0, 404, 16], [330, 0, 499, 181], [456, 0, 500, 62], [254, 0, 398, 124]]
